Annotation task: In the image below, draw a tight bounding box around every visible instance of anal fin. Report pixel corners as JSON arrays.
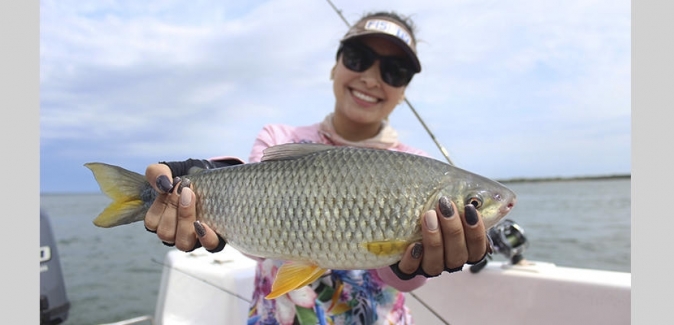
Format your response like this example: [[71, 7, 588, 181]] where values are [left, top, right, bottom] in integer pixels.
[[265, 261, 328, 300]]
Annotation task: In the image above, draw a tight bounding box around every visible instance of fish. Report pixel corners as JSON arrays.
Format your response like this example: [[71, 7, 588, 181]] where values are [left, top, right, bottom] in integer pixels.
[[85, 143, 517, 299]]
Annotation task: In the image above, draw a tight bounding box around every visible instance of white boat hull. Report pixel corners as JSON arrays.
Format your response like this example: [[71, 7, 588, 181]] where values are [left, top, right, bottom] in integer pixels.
[[153, 246, 630, 325], [404, 259, 630, 325]]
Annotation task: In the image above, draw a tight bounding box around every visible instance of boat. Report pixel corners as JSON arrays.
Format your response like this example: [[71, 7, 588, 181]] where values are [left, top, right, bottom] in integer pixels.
[[40, 209, 71, 325], [146, 219, 630, 325], [46, 215, 629, 325]]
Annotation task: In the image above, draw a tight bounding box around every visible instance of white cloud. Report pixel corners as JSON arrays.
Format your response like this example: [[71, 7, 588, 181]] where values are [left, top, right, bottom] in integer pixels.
[[39, 0, 631, 192]]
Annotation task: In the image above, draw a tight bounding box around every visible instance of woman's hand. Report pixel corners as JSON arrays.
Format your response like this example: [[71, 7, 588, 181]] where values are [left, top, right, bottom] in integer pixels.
[[143, 163, 225, 252], [394, 196, 490, 278]]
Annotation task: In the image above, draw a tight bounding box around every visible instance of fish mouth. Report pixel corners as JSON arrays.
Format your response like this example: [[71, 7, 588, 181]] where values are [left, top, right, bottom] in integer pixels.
[[500, 197, 517, 216]]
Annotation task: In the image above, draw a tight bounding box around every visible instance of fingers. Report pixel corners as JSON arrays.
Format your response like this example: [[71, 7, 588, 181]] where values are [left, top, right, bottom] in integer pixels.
[[462, 204, 487, 263], [145, 194, 167, 232], [144, 164, 174, 233], [142, 163, 225, 253], [155, 183, 180, 245], [437, 197, 468, 270], [145, 178, 179, 240], [194, 220, 226, 252], [420, 210, 445, 276], [416, 197, 489, 277], [174, 187, 199, 251], [146, 163, 173, 192], [396, 242, 424, 275]]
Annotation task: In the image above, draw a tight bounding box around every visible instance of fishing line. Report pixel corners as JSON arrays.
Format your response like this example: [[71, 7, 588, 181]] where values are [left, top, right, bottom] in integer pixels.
[[147, 5, 458, 321], [324, 0, 455, 166], [324, 2, 456, 324], [408, 291, 451, 325], [150, 258, 253, 304], [151, 257, 452, 324]]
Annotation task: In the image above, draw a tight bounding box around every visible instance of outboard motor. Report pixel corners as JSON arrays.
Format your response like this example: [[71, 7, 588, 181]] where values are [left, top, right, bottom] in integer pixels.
[[470, 219, 529, 273], [40, 209, 70, 324]]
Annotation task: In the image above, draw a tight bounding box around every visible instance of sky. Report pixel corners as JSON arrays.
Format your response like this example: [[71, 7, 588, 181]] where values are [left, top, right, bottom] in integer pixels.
[[39, 0, 631, 194]]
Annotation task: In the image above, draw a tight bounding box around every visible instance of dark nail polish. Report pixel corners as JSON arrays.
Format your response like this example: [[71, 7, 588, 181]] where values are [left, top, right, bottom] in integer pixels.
[[411, 242, 423, 259], [156, 175, 172, 193], [169, 177, 181, 193], [194, 221, 206, 238], [465, 204, 479, 226], [439, 196, 454, 218], [178, 178, 191, 194]]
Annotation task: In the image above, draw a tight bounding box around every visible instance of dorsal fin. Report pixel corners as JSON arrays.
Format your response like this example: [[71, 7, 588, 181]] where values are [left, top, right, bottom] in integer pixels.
[[261, 143, 337, 162]]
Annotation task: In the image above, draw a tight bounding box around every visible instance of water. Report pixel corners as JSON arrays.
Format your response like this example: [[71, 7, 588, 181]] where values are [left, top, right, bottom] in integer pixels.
[[41, 194, 173, 325], [495, 178, 631, 271], [40, 178, 631, 325]]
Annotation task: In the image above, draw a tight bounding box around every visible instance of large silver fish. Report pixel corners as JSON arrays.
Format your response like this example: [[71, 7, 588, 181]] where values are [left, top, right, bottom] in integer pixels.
[[85, 143, 516, 298]]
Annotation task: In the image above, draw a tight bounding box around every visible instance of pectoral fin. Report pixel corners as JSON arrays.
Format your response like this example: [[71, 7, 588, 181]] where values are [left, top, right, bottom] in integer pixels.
[[266, 261, 328, 300], [363, 240, 410, 256]]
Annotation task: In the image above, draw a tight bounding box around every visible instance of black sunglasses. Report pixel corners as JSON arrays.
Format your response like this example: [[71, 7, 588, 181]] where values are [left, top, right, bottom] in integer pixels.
[[337, 42, 415, 88]]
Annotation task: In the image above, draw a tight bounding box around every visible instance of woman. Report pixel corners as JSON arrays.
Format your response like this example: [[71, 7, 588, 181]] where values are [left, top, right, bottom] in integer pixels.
[[144, 11, 489, 324]]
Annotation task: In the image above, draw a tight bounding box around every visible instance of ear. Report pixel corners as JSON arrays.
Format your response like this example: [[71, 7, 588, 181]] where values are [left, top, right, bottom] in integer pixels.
[[398, 94, 406, 105], [330, 65, 336, 80]]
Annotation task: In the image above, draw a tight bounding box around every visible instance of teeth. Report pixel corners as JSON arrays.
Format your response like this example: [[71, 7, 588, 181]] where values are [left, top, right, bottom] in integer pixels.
[[352, 90, 377, 103]]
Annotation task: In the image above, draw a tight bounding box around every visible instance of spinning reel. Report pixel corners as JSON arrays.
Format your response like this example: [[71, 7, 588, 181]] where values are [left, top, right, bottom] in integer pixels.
[[470, 219, 529, 273]]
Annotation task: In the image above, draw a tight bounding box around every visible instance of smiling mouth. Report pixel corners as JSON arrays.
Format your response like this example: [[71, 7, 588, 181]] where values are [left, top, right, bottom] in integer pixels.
[[351, 89, 379, 103]]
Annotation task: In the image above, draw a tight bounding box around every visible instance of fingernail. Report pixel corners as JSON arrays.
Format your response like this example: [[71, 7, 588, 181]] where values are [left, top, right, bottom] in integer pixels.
[[178, 178, 191, 194], [156, 175, 172, 193], [411, 242, 423, 259], [425, 212, 438, 231], [438, 196, 455, 218], [180, 187, 192, 207], [169, 177, 181, 193], [194, 221, 206, 238], [465, 204, 479, 226]]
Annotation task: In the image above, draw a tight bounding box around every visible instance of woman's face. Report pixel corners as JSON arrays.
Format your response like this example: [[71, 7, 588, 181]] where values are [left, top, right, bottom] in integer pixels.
[[332, 36, 408, 127]]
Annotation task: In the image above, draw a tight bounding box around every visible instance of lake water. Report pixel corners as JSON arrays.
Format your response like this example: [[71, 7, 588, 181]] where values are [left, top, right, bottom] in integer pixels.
[[40, 178, 631, 325]]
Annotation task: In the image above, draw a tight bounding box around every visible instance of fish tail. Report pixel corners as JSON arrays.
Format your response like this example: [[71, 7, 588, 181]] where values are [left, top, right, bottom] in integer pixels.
[[84, 162, 155, 228]]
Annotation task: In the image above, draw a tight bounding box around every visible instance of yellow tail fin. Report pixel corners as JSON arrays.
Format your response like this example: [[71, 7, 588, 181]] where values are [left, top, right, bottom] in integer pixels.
[[84, 162, 154, 228]]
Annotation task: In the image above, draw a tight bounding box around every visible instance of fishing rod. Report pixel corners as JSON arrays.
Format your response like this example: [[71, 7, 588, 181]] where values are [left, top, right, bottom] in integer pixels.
[[324, 4, 452, 324], [325, 0, 455, 166], [326, 0, 532, 277]]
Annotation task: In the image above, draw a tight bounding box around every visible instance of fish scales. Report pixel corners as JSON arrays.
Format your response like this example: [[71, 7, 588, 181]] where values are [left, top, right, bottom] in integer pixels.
[[86, 143, 516, 276], [188, 147, 446, 269]]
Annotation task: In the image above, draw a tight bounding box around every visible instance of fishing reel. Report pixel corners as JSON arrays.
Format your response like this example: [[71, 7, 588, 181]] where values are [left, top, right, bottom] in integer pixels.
[[470, 219, 529, 273]]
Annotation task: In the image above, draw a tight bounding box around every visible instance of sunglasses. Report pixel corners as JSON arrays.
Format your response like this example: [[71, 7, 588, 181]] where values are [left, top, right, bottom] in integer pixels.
[[338, 42, 415, 88]]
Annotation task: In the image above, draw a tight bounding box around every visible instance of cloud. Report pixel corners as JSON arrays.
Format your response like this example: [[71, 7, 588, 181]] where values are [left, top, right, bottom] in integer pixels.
[[39, 0, 630, 192]]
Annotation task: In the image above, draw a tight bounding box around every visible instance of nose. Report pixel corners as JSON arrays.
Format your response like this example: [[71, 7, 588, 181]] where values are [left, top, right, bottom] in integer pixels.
[[360, 62, 382, 88]]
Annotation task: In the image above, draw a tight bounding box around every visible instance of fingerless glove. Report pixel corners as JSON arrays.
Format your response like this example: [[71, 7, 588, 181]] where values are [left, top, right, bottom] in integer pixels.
[[159, 158, 244, 177]]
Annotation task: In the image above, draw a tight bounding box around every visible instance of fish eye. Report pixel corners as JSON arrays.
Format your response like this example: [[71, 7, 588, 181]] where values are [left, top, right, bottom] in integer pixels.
[[466, 193, 483, 209]]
